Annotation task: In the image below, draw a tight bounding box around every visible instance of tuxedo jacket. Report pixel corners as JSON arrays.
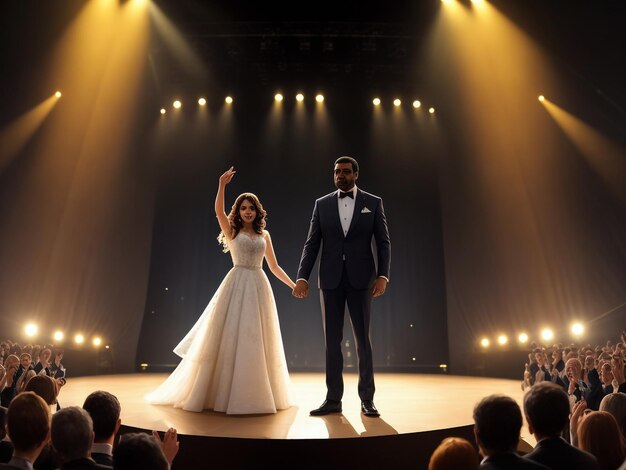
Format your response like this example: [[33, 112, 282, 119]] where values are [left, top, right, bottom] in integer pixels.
[[524, 437, 599, 470], [480, 452, 549, 469], [297, 189, 391, 290]]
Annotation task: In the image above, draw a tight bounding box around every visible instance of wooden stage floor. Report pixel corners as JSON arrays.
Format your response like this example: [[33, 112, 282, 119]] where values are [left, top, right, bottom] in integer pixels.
[[59, 372, 534, 445]]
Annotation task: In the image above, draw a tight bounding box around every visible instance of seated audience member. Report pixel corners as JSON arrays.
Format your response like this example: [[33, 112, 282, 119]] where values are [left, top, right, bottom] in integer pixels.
[[563, 358, 603, 411], [33, 350, 51, 377], [82, 392, 121, 467], [599, 393, 626, 446], [0, 392, 51, 470], [428, 437, 479, 470], [577, 411, 626, 470], [601, 362, 616, 394], [530, 349, 552, 385], [473, 394, 549, 469], [1, 356, 20, 408], [523, 382, 599, 470], [113, 433, 170, 470], [24, 375, 59, 410], [48, 350, 65, 379], [50, 407, 110, 469], [0, 406, 13, 464], [612, 353, 626, 394], [14, 355, 33, 393]]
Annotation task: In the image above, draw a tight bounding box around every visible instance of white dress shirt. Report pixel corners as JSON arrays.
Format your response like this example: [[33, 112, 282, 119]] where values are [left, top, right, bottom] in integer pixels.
[[337, 186, 357, 237]]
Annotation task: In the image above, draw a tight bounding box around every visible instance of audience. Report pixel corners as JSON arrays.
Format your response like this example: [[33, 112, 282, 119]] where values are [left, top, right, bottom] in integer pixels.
[[577, 411, 626, 470], [522, 381, 599, 469], [82, 391, 121, 467], [428, 437, 479, 470], [113, 433, 169, 470], [473, 394, 549, 469], [0, 406, 13, 464], [599, 393, 626, 446]]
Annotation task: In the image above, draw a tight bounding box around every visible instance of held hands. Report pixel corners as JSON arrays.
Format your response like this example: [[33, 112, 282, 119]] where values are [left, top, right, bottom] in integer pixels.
[[371, 277, 388, 297], [219, 166, 236, 187], [292, 280, 309, 298], [152, 428, 179, 465]]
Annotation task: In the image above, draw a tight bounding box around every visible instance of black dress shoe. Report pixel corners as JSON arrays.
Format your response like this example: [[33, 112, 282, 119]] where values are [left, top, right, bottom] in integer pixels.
[[361, 400, 380, 417], [310, 399, 342, 416]]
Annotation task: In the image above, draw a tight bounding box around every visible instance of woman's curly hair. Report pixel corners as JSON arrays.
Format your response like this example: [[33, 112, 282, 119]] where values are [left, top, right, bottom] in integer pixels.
[[217, 193, 267, 252]]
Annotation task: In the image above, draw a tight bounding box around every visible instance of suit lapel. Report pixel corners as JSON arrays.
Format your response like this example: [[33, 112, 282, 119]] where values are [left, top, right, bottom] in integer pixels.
[[346, 189, 364, 236]]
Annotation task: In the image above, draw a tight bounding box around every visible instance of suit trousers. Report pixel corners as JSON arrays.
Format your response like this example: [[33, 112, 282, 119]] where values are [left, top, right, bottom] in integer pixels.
[[321, 264, 375, 402]]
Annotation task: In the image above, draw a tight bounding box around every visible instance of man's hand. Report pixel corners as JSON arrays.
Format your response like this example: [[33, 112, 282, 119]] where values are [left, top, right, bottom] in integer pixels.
[[292, 280, 309, 298], [371, 277, 388, 297], [153, 428, 179, 465]]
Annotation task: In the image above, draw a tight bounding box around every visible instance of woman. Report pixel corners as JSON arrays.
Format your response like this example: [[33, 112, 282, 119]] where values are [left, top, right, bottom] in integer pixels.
[[146, 167, 295, 414], [578, 411, 626, 470]]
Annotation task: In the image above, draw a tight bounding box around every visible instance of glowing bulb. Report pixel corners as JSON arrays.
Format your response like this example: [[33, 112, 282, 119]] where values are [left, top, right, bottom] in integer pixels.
[[296, 93, 304, 102], [538, 95, 545, 102], [372, 98, 381, 106], [55, 91, 62, 98], [274, 93, 283, 102], [393, 99, 401, 107], [571, 323, 584, 336], [93, 337, 102, 347], [198, 98, 206, 106], [497, 335, 508, 345], [518, 333, 529, 344], [480, 338, 490, 348], [24, 323, 38, 337], [173, 100, 182, 109], [225, 96, 233, 104], [413, 100, 421, 108], [160, 108, 166, 115], [315, 94, 324, 103], [541, 328, 554, 341], [429, 107, 435, 114], [75, 334, 85, 345], [53, 331, 64, 342]]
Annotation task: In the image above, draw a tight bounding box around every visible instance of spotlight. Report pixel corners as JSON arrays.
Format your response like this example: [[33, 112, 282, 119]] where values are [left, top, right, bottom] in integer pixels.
[[74, 334, 85, 345], [393, 99, 401, 107], [160, 108, 166, 115], [274, 93, 283, 102], [429, 107, 435, 114], [571, 322, 584, 337], [518, 332, 529, 344], [53, 331, 64, 342], [173, 100, 182, 109], [92, 337, 102, 347], [413, 100, 421, 108], [538, 95, 545, 102], [480, 337, 490, 348], [540, 328, 554, 341], [55, 91, 62, 98], [315, 94, 324, 103], [497, 335, 508, 346], [225, 96, 233, 104], [198, 98, 206, 106], [372, 98, 381, 106], [24, 323, 38, 338], [296, 93, 304, 102]]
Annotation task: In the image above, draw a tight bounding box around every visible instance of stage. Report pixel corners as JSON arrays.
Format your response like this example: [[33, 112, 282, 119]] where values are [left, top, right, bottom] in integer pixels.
[[59, 372, 534, 469]]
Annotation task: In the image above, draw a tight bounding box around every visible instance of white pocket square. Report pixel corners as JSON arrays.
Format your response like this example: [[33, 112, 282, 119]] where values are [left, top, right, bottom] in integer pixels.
[[361, 207, 371, 213]]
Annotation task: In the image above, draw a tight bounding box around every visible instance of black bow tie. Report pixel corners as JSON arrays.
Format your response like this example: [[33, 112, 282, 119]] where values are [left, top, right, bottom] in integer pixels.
[[339, 191, 354, 199]]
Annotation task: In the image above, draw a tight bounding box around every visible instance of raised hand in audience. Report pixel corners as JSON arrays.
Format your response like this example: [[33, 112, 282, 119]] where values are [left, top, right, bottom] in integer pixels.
[[152, 427, 179, 465], [569, 399, 587, 446]]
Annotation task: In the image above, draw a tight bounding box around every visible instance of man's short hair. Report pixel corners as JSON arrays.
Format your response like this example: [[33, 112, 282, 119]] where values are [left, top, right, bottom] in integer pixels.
[[51, 406, 93, 461], [6, 392, 50, 452], [334, 156, 359, 173], [473, 395, 522, 453], [523, 382, 569, 437], [113, 433, 169, 470], [83, 390, 121, 441]]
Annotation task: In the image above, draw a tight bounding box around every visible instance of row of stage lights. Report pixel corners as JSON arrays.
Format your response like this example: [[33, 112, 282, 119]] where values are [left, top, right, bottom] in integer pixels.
[[159, 94, 436, 115], [479, 322, 587, 349], [23, 323, 108, 349]]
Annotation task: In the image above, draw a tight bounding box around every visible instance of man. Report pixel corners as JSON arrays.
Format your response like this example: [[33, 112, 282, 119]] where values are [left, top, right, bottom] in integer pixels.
[[562, 358, 603, 410], [473, 394, 549, 469], [113, 433, 169, 470], [523, 382, 599, 470], [1, 393, 51, 470], [293, 156, 391, 417], [82, 391, 121, 467], [50, 407, 111, 469]]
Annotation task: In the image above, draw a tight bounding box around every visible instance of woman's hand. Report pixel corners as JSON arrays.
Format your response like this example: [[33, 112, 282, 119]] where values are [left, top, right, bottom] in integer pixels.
[[219, 167, 236, 186]]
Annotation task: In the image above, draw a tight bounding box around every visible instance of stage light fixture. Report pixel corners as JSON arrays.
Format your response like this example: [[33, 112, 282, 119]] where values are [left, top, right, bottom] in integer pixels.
[[93, 337, 102, 347], [393, 99, 401, 107], [160, 108, 166, 115], [538, 95, 545, 102], [315, 94, 324, 103], [571, 322, 584, 337], [518, 332, 529, 344], [497, 335, 508, 346], [480, 337, 490, 348], [173, 100, 182, 109], [55, 91, 62, 98], [198, 98, 206, 106], [372, 98, 381, 106], [540, 328, 554, 341], [274, 93, 283, 102], [413, 100, 421, 108], [53, 331, 64, 342], [74, 334, 85, 345], [24, 323, 38, 338], [429, 107, 435, 114], [225, 96, 233, 104], [296, 93, 304, 102]]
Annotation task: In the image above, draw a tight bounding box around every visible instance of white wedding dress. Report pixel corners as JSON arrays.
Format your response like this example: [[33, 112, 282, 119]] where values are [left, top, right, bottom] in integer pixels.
[[145, 232, 293, 414]]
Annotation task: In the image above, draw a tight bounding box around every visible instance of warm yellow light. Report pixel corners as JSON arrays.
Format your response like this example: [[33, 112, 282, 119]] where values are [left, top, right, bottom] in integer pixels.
[[24, 323, 38, 338], [393, 99, 401, 107], [74, 334, 85, 345], [173, 100, 182, 109], [497, 335, 508, 345], [373, 98, 381, 106], [274, 93, 283, 102], [160, 108, 166, 115], [413, 100, 421, 108], [538, 95, 545, 102], [55, 91, 62, 98], [225, 96, 233, 104], [429, 107, 435, 114], [518, 332, 529, 343], [93, 337, 102, 347], [571, 322, 584, 336], [198, 97, 206, 106], [296, 93, 304, 102], [541, 328, 554, 341], [480, 338, 490, 348], [53, 331, 64, 342], [315, 94, 324, 103]]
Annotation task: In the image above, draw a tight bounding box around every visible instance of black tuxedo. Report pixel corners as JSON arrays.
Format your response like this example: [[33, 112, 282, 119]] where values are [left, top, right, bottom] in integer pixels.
[[480, 452, 549, 469], [524, 437, 599, 470], [297, 188, 391, 401]]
